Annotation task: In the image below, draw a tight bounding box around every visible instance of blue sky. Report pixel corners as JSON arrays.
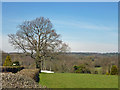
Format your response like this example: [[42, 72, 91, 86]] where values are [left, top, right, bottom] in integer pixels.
[[2, 2, 118, 52]]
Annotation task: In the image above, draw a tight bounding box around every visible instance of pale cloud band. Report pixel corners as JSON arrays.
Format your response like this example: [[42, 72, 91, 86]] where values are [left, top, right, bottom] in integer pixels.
[[52, 19, 117, 31], [1, 35, 118, 53], [67, 41, 118, 53]]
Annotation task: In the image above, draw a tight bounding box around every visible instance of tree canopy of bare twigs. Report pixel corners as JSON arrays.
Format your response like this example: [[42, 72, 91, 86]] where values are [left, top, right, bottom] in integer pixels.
[[8, 17, 70, 70]]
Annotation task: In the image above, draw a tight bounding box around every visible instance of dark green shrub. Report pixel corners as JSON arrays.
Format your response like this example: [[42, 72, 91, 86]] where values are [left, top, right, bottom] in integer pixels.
[[3, 55, 12, 66], [75, 68, 82, 73], [74, 64, 91, 74], [106, 72, 109, 75], [110, 65, 118, 75], [73, 65, 79, 71], [12, 61, 20, 66], [2, 66, 24, 73], [94, 71, 98, 74]]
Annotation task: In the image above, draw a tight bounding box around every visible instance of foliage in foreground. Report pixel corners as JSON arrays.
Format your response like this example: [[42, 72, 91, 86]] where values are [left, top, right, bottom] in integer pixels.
[[17, 69, 40, 82]]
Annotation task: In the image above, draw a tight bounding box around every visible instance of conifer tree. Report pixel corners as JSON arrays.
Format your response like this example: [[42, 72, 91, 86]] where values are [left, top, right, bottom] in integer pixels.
[[110, 65, 118, 75], [3, 55, 12, 66]]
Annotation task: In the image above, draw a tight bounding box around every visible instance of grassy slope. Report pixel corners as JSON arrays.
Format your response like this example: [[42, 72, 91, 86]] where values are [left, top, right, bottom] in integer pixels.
[[39, 73, 118, 88]]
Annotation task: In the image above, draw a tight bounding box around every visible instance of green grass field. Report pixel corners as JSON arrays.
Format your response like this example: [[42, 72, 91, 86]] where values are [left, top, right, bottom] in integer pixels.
[[39, 73, 118, 88]]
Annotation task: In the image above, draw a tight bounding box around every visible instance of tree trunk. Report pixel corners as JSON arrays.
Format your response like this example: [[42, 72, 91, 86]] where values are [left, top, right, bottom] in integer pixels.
[[35, 58, 41, 73]]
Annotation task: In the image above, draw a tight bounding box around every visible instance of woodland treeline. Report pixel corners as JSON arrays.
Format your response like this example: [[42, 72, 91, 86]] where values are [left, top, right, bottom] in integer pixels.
[[2, 51, 118, 75]]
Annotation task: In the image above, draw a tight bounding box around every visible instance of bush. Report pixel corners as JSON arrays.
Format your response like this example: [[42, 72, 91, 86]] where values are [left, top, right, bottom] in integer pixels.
[[17, 69, 40, 82], [94, 71, 98, 74], [110, 65, 118, 75], [2, 72, 40, 88], [2, 66, 24, 73], [73, 65, 79, 71], [12, 61, 20, 66], [75, 68, 82, 73], [3, 55, 12, 66], [106, 72, 109, 75], [74, 64, 91, 74]]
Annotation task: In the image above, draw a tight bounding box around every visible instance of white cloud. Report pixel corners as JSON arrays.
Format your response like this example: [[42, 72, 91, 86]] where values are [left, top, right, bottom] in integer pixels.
[[52, 19, 117, 31]]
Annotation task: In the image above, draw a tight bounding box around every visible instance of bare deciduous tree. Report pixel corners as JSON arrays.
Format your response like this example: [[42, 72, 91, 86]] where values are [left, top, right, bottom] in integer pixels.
[[8, 17, 70, 70]]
